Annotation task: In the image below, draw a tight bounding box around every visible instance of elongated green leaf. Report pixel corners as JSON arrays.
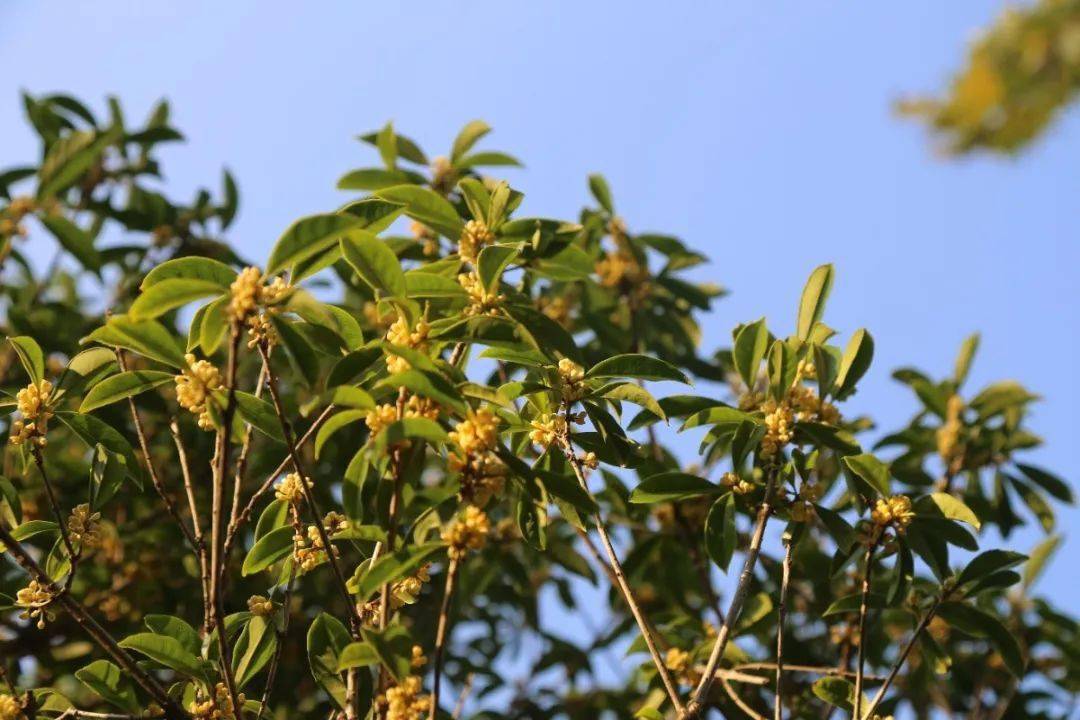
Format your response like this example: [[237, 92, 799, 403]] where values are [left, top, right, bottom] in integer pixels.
[[235, 391, 285, 442], [242, 526, 294, 576], [477, 244, 518, 293], [41, 214, 102, 272], [307, 613, 350, 709], [79, 370, 173, 413], [936, 602, 1025, 676], [314, 409, 368, 458], [337, 168, 425, 191], [37, 127, 119, 199], [269, 316, 321, 388], [267, 213, 363, 276], [55, 411, 139, 482], [85, 315, 186, 368], [957, 550, 1027, 587], [353, 543, 445, 602], [1023, 534, 1061, 589], [451, 119, 491, 162], [340, 230, 406, 298], [704, 493, 737, 571], [142, 256, 236, 290], [586, 354, 690, 384], [797, 264, 834, 340], [629, 472, 721, 504], [916, 492, 980, 529], [143, 614, 201, 657], [834, 329, 874, 400], [8, 336, 44, 382], [733, 318, 769, 389], [118, 633, 206, 679], [233, 615, 277, 689], [842, 453, 890, 497], [375, 185, 463, 239], [76, 660, 140, 714], [588, 173, 614, 213], [337, 642, 379, 671], [129, 279, 225, 320], [404, 271, 467, 299]]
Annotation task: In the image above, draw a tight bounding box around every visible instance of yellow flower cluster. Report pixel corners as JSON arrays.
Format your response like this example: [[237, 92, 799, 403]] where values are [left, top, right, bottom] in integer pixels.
[[68, 503, 102, 549], [443, 506, 491, 560], [357, 565, 431, 625], [366, 394, 443, 442], [16, 580, 54, 629], [458, 219, 495, 265], [448, 408, 506, 506], [411, 221, 439, 257], [175, 354, 222, 430], [0, 196, 36, 239], [595, 248, 647, 289], [721, 471, 754, 495], [788, 384, 840, 424], [529, 413, 567, 450], [936, 394, 965, 472], [293, 515, 344, 572], [449, 408, 500, 456], [458, 271, 504, 317], [790, 482, 823, 522], [871, 495, 915, 533], [759, 398, 794, 459], [537, 294, 573, 328], [664, 647, 690, 674], [410, 644, 427, 668], [228, 266, 290, 347], [405, 395, 441, 421], [383, 675, 430, 720], [556, 358, 587, 402], [0, 694, 25, 720], [365, 403, 399, 438], [247, 594, 275, 617], [9, 379, 54, 448], [385, 316, 431, 374], [274, 472, 311, 504], [189, 683, 245, 720]]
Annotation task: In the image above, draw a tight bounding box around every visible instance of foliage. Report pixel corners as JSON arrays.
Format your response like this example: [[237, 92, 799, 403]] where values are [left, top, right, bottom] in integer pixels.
[[0, 93, 1075, 720], [901, 0, 1080, 154]]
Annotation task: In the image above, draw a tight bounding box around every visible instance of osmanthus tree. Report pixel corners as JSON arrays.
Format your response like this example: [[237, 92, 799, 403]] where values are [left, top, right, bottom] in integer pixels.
[[0, 94, 1075, 720]]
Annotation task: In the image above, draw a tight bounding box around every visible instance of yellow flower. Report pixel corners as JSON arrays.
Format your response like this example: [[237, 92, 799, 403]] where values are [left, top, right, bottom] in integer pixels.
[[247, 595, 275, 617], [9, 379, 54, 447], [443, 506, 491, 560], [228, 266, 263, 323], [458, 219, 495, 265], [556, 358, 587, 402], [450, 451, 506, 507], [871, 495, 915, 533], [68, 503, 102, 549], [0, 694, 26, 720], [664, 647, 690, 674], [365, 402, 400, 439], [386, 316, 431, 373], [529, 413, 567, 449], [448, 408, 500, 456], [274, 472, 310, 504], [175, 354, 222, 430], [16, 580, 54, 629], [189, 682, 245, 720], [721, 472, 754, 495], [760, 398, 794, 459], [383, 675, 430, 720], [458, 271, 504, 316], [410, 644, 427, 668]]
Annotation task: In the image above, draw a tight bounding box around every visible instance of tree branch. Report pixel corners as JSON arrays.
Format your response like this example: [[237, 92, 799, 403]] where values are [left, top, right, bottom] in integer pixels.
[[429, 556, 459, 720], [775, 534, 793, 720], [853, 536, 881, 720]]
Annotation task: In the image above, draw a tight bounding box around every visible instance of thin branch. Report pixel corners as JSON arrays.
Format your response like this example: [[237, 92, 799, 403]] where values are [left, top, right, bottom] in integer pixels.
[[257, 342, 359, 630], [559, 411, 685, 715], [115, 351, 198, 553], [775, 536, 793, 720], [230, 360, 268, 530], [0, 523, 184, 719], [721, 674, 768, 720], [681, 466, 780, 720], [31, 447, 78, 589], [861, 597, 943, 720], [429, 557, 459, 720], [853, 537, 880, 720], [451, 673, 474, 720], [258, 510, 300, 717], [209, 329, 244, 718]]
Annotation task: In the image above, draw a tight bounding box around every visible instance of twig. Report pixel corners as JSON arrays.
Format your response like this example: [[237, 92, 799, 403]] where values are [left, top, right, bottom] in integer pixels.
[[451, 673, 474, 719], [168, 419, 210, 632], [860, 597, 943, 720], [30, 447, 78, 589], [775, 536, 793, 720], [257, 509, 300, 717], [559, 410, 685, 715], [429, 557, 459, 720], [681, 466, 780, 720], [853, 536, 880, 720], [209, 329, 244, 718], [0, 523, 183, 719], [721, 674, 767, 720]]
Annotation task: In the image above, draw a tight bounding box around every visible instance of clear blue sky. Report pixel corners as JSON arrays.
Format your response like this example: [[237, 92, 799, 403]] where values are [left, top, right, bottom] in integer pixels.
[[2, 0, 1077, 705]]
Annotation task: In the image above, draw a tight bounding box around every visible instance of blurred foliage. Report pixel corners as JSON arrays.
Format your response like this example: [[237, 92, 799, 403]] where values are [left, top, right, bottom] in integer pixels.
[[901, 0, 1080, 153], [0, 93, 1075, 720]]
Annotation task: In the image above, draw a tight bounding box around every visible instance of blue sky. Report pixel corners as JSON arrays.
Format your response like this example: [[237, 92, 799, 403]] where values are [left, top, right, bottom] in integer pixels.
[[2, 0, 1077, 706]]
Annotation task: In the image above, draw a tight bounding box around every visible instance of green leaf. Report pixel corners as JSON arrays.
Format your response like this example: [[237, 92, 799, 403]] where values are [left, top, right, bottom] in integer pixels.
[[916, 493, 981, 530], [1014, 463, 1073, 504], [55, 411, 139, 482], [307, 613, 351, 709], [936, 602, 1025, 676], [796, 264, 834, 341], [340, 229, 406, 298], [242, 526, 294, 576], [78, 370, 173, 413], [381, 369, 466, 415], [361, 625, 414, 682], [352, 542, 445, 602], [953, 332, 980, 387], [235, 391, 285, 443], [337, 642, 380, 671], [269, 316, 321, 389], [372, 418, 448, 455], [8, 336, 44, 382], [376, 121, 397, 169], [143, 615, 200, 657], [451, 119, 491, 162], [733, 318, 769, 389], [586, 354, 690, 384], [457, 151, 522, 169], [129, 279, 225, 320], [823, 592, 887, 616], [118, 633, 206, 679], [767, 339, 797, 401], [85, 315, 187, 368], [629, 472, 721, 504], [1023, 534, 1061, 589], [531, 467, 598, 516], [704, 493, 737, 571], [10, 519, 58, 542], [142, 256, 237, 290], [314, 409, 368, 459], [233, 615, 277, 689], [337, 168, 425, 191], [516, 495, 546, 551], [404, 271, 467, 299], [476, 244, 518, 294], [841, 453, 890, 497], [812, 677, 857, 711], [267, 213, 363, 276], [815, 504, 856, 550], [375, 185, 464, 239], [598, 382, 664, 420], [37, 127, 119, 199], [957, 549, 1027, 587], [40, 214, 102, 272], [588, 173, 614, 213], [75, 660, 141, 714], [834, 329, 874, 400]]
